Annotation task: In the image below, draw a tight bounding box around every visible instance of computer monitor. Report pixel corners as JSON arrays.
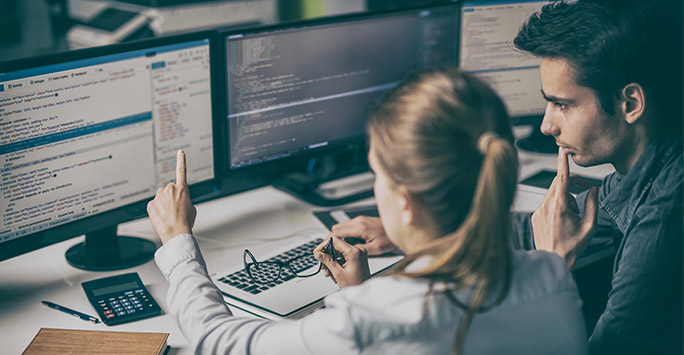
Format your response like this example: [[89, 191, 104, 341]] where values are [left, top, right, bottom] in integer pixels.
[[0, 32, 218, 270], [459, 0, 556, 152], [221, 4, 460, 205]]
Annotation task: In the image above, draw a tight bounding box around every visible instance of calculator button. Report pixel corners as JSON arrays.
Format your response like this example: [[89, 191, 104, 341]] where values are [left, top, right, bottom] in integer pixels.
[[127, 310, 136, 314], [106, 314, 115, 319], [104, 310, 113, 315], [117, 311, 126, 316]]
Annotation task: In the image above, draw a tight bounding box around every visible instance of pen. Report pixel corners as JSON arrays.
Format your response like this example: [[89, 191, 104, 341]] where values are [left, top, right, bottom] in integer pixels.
[[41, 301, 100, 324], [326, 237, 345, 265]]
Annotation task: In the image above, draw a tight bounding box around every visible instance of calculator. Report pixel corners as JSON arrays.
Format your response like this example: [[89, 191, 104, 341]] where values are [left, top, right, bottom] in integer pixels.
[[82, 272, 162, 326]]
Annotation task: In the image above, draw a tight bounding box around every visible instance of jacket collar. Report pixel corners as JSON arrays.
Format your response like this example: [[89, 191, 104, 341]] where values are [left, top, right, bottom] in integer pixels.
[[600, 137, 682, 234]]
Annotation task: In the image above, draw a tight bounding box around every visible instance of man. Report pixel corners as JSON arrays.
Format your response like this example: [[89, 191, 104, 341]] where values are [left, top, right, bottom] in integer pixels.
[[330, 1, 683, 353]]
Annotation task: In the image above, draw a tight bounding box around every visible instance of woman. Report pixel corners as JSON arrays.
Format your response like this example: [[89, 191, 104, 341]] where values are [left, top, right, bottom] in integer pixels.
[[147, 69, 587, 354]]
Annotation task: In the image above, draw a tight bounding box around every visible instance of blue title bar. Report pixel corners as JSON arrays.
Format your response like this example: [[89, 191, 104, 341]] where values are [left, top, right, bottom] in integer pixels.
[[0, 39, 208, 83], [0, 112, 152, 155]]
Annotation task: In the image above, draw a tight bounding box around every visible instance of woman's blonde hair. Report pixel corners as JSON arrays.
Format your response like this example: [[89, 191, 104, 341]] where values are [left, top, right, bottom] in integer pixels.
[[368, 69, 519, 354]]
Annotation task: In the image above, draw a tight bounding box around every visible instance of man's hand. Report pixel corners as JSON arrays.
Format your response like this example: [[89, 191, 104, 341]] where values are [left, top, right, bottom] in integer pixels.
[[314, 237, 370, 288], [147, 150, 197, 244], [531, 147, 599, 268], [329, 216, 398, 256]]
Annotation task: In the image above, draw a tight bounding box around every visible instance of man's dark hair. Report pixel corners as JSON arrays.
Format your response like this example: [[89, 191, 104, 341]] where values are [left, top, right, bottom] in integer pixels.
[[514, 0, 683, 137]]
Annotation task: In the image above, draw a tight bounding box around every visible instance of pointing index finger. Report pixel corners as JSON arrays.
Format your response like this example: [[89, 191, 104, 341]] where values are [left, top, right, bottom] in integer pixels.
[[555, 147, 570, 203], [176, 149, 187, 186]]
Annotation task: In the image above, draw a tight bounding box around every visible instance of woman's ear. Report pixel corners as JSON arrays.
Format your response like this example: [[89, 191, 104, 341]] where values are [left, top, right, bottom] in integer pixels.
[[621, 83, 646, 124], [398, 187, 414, 227]]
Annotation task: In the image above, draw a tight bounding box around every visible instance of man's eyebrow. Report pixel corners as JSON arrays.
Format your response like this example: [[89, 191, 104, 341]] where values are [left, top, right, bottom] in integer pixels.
[[540, 89, 575, 104]]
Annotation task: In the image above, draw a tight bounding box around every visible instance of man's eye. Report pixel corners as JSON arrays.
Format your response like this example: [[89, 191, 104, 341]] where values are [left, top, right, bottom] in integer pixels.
[[554, 102, 568, 111]]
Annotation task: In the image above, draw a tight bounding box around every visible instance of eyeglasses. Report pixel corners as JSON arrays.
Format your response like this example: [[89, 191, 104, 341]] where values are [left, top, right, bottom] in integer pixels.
[[243, 238, 336, 284]]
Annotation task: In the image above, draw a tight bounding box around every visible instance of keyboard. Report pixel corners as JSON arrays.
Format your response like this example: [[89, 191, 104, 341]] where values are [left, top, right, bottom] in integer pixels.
[[215, 238, 324, 295]]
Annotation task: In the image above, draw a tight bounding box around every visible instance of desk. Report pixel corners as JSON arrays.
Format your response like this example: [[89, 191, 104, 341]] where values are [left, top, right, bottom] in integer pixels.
[[0, 131, 615, 354]]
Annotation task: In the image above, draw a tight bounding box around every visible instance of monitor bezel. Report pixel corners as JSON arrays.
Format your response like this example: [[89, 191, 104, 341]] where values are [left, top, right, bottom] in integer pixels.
[[0, 31, 222, 261], [217, 2, 462, 179]]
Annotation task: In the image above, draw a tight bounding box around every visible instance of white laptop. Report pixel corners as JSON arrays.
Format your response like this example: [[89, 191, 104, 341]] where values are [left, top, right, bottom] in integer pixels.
[[210, 229, 403, 319]]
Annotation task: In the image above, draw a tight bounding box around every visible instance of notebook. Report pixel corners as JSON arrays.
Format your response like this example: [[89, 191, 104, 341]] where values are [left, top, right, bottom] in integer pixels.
[[210, 228, 402, 319], [313, 204, 379, 230], [22, 328, 169, 355]]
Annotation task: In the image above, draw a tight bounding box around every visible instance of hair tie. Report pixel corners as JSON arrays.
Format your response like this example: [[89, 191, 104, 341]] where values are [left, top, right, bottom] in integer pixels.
[[477, 132, 499, 154]]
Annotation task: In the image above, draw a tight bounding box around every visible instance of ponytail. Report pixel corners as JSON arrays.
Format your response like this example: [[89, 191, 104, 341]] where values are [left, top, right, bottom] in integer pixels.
[[392, 133, 518, 355], [449, 133, 517, 354], [369, 69, 518, 355]]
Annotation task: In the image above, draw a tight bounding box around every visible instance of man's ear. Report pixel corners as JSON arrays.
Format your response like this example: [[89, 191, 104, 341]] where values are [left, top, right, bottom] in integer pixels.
[[620, 83, 646, 124]]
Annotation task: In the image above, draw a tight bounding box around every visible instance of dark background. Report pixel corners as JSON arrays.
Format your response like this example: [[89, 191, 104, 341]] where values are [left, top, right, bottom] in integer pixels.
[[0, 0, 451, 63]]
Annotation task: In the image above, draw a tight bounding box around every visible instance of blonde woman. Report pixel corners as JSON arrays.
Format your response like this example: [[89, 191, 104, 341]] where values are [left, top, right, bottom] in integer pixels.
[[148, 69, 587, 354]]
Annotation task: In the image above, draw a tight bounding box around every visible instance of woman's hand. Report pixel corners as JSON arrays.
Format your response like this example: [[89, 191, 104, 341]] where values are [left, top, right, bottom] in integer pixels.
[[314, 236, 370, 288], [147, 150, 197, 244], [329, 216, 398, 256]]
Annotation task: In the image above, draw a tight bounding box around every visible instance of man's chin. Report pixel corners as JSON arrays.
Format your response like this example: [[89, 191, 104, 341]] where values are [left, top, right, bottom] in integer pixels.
[[568, 153, 600, 167]]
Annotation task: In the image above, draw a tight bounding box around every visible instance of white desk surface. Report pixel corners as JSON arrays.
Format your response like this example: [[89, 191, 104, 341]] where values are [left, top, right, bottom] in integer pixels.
[[0, 131, 615, 354]]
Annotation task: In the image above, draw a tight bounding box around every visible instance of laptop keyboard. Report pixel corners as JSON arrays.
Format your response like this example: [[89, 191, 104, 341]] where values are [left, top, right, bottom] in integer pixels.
[[216, 238, 324, 295]]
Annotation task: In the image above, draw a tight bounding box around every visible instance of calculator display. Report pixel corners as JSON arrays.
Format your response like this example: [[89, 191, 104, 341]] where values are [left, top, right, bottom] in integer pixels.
[[91, 281, 140, 297]]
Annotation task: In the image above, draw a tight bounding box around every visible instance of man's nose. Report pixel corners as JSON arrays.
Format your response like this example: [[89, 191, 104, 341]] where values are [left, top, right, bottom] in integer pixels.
[[540, 105, 560, 136]]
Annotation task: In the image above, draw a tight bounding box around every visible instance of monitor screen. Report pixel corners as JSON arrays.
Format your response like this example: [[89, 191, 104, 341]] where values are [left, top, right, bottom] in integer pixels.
[[459, 0, 548, 118], [224, 5, 459, 169], [0, 36, 214, 256]]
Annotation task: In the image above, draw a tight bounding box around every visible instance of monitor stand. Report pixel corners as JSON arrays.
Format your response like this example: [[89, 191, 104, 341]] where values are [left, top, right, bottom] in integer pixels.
[[273, 167, 374, 206], [516, 127, 558, 154], [65, 225, 156, 271]]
